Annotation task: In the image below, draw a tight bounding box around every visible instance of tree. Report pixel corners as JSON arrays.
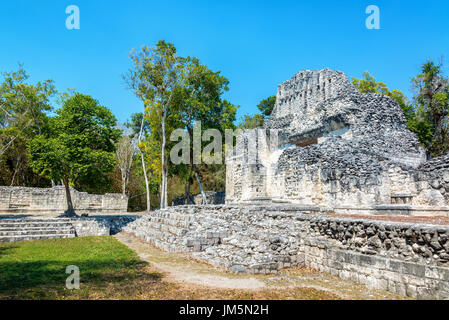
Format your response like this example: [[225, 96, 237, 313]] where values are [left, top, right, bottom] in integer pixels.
[[115, 133, 134, 196], [257, 95, 276, 118], [238, 113, 265, 129], [29, 93, 120, 216], [127, 112, 155, 212], [0, 66, 56, 187], [126, 41, 186, 209], [412, 60, 449, 158], [176, 57, 237, 204], [236, 96, 274, 131]]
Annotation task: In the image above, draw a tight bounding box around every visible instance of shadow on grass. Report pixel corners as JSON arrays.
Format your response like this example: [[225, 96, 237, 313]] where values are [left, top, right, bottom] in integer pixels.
[[0, 245, 18, 258], [0, 258, 163, 296]]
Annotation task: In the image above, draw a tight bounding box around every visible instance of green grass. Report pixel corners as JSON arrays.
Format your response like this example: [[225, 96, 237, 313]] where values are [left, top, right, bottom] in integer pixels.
[[0, 237, 341, 300], [0, 236, 156, 299]]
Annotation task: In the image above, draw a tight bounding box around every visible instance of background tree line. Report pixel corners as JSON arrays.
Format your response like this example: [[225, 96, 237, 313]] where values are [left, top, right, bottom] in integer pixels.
[[0, 41, 238, 214], [1, 49, 447, 214]]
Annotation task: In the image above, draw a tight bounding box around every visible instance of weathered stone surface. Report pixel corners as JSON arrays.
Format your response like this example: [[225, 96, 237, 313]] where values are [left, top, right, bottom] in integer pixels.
[[0, 215, 137, 241], [0, 186, 128, 213], [172, 191, 225, 206], [123, 205, 449, 299], [225, 69, 449, 210]]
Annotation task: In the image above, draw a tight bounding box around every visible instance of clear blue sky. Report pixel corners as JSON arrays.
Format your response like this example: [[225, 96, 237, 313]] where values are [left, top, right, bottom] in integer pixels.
[[0, 0, 448, 123]]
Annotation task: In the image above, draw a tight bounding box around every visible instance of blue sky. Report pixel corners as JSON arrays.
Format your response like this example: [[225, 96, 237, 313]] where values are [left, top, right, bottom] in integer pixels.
[[0, 0, 448, 123]]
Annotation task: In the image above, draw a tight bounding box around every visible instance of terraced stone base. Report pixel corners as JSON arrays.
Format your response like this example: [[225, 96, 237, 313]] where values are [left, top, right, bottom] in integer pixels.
[[0, 216, 138, 242], [123, 205, 449, 299]]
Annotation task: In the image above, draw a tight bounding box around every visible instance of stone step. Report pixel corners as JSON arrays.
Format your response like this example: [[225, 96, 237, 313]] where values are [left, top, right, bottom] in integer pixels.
[[124, 220, 200, 252], [0, 229, 75, 236], [126, 217, 192, 236], [138, 216, 192, 229], [125, 225, 219, 253], [134, 233, 189, 253], [0, 218, 78, 242], [0, 226, 73, 231], [124, 224, 181, 243], [0, 222, 74, 229], [0, 233, 76, 242], [143, 221, 189, 236], [146, 213, 195, 225], [0, 218, 74, 223]]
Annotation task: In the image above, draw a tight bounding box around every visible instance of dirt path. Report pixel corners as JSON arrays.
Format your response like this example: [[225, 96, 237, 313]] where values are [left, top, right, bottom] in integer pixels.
[[115, 232, 406, 300], [115, 232, 265, 289]]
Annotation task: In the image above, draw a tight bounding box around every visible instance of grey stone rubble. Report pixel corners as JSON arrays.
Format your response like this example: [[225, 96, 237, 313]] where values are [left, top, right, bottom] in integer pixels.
[[0, 216, 138, 242], [226, 69, 449, 213], [123, 205, 449, 299], [172, 191, 225, 206], [0, 186, 128, 214]]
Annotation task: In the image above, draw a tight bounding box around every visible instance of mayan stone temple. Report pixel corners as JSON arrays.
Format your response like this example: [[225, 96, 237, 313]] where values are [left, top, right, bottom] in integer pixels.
[[226, 69, 449, 215]]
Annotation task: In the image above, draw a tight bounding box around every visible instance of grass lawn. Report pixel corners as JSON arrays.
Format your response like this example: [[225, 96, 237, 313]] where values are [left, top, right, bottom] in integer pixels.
[[0, 236, 339, 300]]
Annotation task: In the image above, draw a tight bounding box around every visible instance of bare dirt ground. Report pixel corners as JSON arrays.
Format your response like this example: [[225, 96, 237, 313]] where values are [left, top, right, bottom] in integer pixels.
[[115, 232, 407, 300]]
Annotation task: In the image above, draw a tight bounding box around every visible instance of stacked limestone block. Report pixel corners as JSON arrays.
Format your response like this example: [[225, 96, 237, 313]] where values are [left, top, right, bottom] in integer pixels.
[[124, 205, 449, 298], [226, 69, 449, 209], [0, 186, 128, 213]]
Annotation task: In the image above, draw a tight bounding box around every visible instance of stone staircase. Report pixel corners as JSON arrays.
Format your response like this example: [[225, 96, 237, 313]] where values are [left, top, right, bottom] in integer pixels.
[[0, 218, 76, 242], [123, 205, 309, 274], [123, 208, 227, 253]]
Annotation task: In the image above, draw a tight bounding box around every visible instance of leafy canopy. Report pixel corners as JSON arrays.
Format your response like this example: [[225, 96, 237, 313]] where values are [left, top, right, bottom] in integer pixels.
[[257, 95, 276, 118], [29, 93, 120, 193]]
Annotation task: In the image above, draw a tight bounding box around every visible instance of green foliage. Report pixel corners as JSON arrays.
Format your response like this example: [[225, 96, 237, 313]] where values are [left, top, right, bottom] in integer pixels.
[[175, 56, 237, 188], [29, 93, 120, 195], [238, 113, 265, 129], [126, 41, 237, 207], [236, 95, 276, 130], [257, 95, 276, 117], [0, 65, 56, 186], [412, 60, 449, 157]]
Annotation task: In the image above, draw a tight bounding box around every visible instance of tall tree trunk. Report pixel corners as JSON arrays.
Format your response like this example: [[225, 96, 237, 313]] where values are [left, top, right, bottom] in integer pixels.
[[138, 117, 151, 212], [141, 151, 151, 212], [10, 157, 20, 186], [184, 180, 191, 204], [10, 169, 17, 187], [161, 108, 168, 208], [193, 165, 207, 205], [122, 179, 126, 196], [62, 176, 76, 217]]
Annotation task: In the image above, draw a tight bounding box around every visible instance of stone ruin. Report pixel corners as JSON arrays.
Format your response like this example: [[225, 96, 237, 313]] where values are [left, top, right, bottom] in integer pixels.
[[172, 191, 225, 206], [122, 69, 449, 299], [226, 69, 449, 215], [0, 186, 128, 214]]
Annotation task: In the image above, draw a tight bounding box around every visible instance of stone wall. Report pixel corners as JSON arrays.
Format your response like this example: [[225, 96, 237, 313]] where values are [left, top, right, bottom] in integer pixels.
[[63, 215, 139, 236], [0, 186, 128, 214], [123, 205, 449, 299]]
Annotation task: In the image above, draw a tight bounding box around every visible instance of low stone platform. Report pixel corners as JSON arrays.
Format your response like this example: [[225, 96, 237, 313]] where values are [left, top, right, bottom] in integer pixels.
[[0, 218, 76, 242], [0, 215, 139, 242], [123, 205, 449, 299]]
